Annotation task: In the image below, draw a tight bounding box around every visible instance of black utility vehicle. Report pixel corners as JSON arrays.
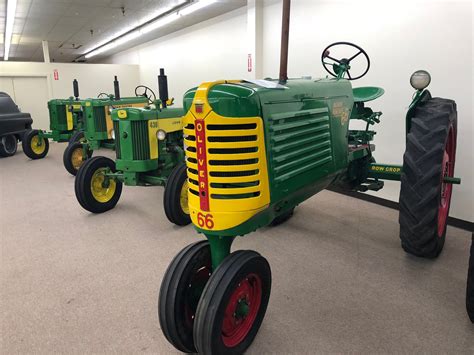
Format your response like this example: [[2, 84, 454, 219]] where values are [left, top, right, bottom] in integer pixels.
[[0, 92, 33, 157]]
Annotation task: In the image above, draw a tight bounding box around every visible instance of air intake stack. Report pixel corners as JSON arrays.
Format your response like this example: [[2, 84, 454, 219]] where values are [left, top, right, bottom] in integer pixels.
[[113, 75, 121, 100], [73, 79, 79, 100], [158, 68, 169, 108]]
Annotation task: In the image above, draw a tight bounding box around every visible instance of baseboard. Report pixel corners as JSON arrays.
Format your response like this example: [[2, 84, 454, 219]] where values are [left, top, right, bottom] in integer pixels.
[[327, 187, 474, 233]]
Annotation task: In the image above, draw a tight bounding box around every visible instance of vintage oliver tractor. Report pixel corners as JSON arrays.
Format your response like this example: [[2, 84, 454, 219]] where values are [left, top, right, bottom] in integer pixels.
[[74, 69, 191, 226], [62, 76, 149, 175], [23, 80, 85, 160], [157, 2, 461, 354]]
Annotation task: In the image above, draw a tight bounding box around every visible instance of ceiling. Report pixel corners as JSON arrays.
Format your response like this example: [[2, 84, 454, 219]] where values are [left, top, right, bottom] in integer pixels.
[[1, 0, 246, 62]]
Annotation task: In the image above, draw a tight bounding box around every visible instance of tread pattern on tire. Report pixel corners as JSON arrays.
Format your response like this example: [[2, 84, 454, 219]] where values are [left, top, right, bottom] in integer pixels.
[[194, 250, 271, 355], [399, 97, 457, 258], [68, 130, 85, 145], [74, 156, 122, 213], [63, 142, 91, 176], [467, 234, 474, 323], [0, 134, 17, 157], [163, 163, 191, 226], [22, 130, 49, 160], [159, 241, 210, 353]]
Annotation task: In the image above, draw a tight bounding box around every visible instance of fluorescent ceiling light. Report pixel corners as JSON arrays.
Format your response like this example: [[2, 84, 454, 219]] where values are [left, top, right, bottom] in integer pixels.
[[180, 0, 216, 16], [83, 0, 216, 59], [141, 12, 180, 34], [4, 0, 18, 60]]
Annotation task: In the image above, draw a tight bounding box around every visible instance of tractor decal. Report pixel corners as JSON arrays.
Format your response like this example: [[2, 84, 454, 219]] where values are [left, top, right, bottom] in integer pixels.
[[195, 119, 210, 211]]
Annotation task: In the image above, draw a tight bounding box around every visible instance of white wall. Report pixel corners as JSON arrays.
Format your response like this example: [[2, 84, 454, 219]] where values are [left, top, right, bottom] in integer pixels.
[[102, 7, 250, 102], [0, 62, 140, 99], [102, 0, 473, 222], [0, 62, 141, 130]]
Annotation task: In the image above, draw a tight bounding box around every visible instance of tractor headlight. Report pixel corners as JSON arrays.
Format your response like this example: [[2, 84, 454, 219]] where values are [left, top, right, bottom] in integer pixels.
[[157, 129, 166, 141], [109, 107, 114, 114], [110, 129, 115, 140], [410, 70, 431, 90]]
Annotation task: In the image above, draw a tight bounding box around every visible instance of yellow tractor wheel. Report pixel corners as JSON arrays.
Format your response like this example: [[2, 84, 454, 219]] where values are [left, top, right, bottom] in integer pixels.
[[63, 142, 92, 176], [22, 130, 49, 159], [164, 163, 191, 226], [75, 156, 122, 213]]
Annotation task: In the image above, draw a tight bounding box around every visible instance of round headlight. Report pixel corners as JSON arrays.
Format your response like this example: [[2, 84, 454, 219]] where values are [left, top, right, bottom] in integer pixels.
[[410, 70, 431, 90], [109, 107, 114, 114], [110, 129, 115, 140], [157, 129, 166, 141]]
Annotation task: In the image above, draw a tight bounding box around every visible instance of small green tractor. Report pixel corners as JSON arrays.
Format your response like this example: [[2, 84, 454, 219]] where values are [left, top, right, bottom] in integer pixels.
[[74, 69, 191, 226], [63, 76, 149, 175], [23, 79, 85, 159], [157, 2, 461, 353]]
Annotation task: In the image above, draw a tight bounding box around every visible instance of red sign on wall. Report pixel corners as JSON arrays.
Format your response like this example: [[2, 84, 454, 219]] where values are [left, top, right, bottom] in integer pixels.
[[53, 69, 59, 80], [248, 53, 252, 72]]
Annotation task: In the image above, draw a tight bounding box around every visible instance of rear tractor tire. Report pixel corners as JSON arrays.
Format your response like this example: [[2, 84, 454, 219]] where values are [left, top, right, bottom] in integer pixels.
[[22, 129, 49, 159], [164, 163, 191, 226], [63, 142, 92, 176], [0, 134, 18, 157], [75, 156, 122, 213], [399, 97, 457, 258], [467, 234, 474, 323]]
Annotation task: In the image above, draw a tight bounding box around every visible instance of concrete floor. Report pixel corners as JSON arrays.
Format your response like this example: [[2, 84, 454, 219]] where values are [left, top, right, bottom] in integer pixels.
[[1, 142, 473, 354]]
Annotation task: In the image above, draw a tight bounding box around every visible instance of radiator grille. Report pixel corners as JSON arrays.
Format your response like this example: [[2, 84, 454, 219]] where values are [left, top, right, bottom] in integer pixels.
[[131, 121, 150, 160], [93, 107, 107, 133], [113, 121, 121, 159], [184, 119, 264, 201], [56, 105, 68, 126], [269, 107, 332, 183]]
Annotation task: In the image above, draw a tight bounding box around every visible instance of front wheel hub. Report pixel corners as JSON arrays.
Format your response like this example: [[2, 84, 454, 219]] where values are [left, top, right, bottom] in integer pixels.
[[221, 274, 262, 347]]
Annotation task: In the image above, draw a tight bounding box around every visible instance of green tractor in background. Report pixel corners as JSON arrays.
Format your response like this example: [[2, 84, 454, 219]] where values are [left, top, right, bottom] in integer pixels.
[[157, 2, 461, 353], [74, 69, 191, 226], [22, 79, 85, 159], [63, 76, 149, 175]]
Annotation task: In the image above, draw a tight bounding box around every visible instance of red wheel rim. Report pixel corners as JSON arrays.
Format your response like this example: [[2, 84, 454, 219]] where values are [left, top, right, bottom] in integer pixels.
[[437, 126, 455, 237], [221, 273, 262, 348]]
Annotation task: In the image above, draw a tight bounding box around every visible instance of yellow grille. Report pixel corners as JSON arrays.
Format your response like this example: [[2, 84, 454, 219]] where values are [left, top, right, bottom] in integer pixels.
[[183, 112, 270, 215]]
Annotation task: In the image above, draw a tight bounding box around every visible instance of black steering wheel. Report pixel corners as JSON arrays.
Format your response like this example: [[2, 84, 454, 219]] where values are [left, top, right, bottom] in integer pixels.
[[135, 85, 156, 104], [97, 92, 109, 99], [321, 42, 370, 80]]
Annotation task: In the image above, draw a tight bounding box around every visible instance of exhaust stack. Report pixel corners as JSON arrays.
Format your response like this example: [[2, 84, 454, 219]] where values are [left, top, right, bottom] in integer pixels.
[[73, 79, 79, 100], [158, 68, 169, 108], [113, 76, 121, 100], [279, 0, 291, 83]]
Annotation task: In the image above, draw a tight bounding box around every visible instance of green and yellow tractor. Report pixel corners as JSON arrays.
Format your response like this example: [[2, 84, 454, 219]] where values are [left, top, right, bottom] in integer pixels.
[[63, 76, 149, 175], [158, 2, 461, 353], [74, 69, 191, 226], [23, 79, 85, 159]]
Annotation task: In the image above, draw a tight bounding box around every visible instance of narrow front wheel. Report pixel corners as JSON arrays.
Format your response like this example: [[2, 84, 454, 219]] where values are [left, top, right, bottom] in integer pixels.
[[158, 241, 212, 353], [194, 250, 271, 355], [75, 156, 122, 213], [22, 130, 49, 159], [63, 142, 91, 176]]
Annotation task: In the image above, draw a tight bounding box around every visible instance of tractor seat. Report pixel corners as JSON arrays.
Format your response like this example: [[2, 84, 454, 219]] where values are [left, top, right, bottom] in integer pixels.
[[352, 86, 385, 103]]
